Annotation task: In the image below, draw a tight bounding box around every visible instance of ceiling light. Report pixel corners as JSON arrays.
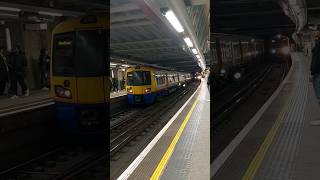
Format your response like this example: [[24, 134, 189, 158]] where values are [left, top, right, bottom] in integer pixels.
[[184, 37, 193, 47], [39, 11, 63, 17], [0, 6, 21, 12], [196, 55, 200, 59], [164, 10, 184, 33], [192, 48, 198, 54]]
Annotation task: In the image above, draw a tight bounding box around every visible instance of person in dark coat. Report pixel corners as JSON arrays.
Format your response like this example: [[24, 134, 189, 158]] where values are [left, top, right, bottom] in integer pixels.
[[0, 47, 8, 95], [112, 78, 118, 91], [38, 48, 50, 90], [8, 46, 29, 99], [311, 37, 320, 100]]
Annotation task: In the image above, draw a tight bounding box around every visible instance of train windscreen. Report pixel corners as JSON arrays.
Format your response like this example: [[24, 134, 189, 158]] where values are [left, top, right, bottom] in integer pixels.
[[53, 29, 107, 77], [75, 29, 107, 76], [127, 71, 151, 86], [52, 32, 75, 76]]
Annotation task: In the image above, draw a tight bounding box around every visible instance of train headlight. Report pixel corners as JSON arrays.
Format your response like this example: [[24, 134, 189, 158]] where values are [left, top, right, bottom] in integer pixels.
[[144, 88, 151, 93], [127, 88, 133, 93], [55, 85, 72, 99]]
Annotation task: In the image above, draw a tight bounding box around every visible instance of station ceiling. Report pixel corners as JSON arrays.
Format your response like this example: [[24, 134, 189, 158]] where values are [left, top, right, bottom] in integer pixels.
[[212, 0, 295, 38], [110, 0, 206, 73], [0, 0, 107, 13]]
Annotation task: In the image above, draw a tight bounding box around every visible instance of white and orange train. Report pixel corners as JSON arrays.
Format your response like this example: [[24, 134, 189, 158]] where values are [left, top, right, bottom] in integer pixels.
[[126, 65, 192, 105]]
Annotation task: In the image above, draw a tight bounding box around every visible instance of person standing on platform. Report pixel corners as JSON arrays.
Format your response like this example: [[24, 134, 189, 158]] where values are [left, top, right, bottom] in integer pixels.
[[311, 37, 320, 101], [38, 48, 50, 90], [0, 47, 8, 96], [8, 46, 29, 99], [112, 78, 118, 92]]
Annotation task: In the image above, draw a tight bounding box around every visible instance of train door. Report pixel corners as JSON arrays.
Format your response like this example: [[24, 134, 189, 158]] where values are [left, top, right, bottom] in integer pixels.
[[74, 29, 107, 131]]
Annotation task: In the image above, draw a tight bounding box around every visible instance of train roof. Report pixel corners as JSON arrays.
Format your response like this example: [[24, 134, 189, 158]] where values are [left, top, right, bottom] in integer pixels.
[[127, 65, 190, 74]]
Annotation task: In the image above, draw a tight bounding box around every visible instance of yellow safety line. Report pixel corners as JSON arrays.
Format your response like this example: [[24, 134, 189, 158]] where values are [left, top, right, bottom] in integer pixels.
[[150, 96, 200, 180], [242, 106, 287, 180]]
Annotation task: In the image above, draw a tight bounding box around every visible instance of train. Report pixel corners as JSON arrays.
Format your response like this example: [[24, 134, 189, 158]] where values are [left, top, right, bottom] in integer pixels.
[[211, 35, 265, 91], [126, 65, 192, 105], [50, 14, 108, 134]]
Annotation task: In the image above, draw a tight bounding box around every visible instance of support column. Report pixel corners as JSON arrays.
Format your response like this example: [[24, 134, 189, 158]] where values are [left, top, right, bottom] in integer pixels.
[[215, 38, 223, 74], [239, 40, 243, 64], [5, 27, 11, 51]]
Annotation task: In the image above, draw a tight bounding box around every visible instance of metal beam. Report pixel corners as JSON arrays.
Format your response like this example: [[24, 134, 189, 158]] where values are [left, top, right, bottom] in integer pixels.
[[111, 38, 172, 46], [110, 3, 140, 14], [111, 20, 155, 29], [216, 10, 283, 17], [0, 1, 83, 16], [111, 13, 146, 23], [114, 46, 180, 52]]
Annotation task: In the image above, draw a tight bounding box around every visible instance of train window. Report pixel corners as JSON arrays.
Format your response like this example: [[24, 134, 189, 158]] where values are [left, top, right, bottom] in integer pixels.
[[127, 71, 151, 86], [52, 32, 75, 76], [75, 30, 107, 76]]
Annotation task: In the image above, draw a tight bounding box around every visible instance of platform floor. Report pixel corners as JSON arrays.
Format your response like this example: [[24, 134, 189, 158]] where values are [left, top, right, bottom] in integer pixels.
[[212, 52, 320, 180], [0, 90, 126, 114], [110, 90, 126, 99], [118, 80, 210, 180], [0, 90, 51, 114]]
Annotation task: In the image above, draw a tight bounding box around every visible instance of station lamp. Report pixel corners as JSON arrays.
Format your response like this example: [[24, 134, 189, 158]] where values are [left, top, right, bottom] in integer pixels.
[[39, 11, 63, 17], [192, 48, 198, 54], [184, 37, 193, 47], [196, 54, 200, 59], [164, 10, 184, 33], [0, 6, 20, 12]]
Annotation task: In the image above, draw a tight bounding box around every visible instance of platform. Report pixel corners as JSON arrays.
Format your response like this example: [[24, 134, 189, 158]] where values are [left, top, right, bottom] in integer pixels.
[[117, 79, 210, 180], [212, 52, 320, 180], [0, 90, 126, 116], [0, 90, 52, 115], [111, 90, 127, 99]]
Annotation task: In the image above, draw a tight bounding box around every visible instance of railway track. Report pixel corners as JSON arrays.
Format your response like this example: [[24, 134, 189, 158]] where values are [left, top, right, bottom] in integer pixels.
[[0, 82, 199, 179], [110, 81, 199, 157], [0, 145, 105, 180]]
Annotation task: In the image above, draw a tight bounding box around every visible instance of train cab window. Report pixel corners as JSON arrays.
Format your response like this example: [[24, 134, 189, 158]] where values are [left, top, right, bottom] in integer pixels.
[[52, 32, 75, 76], [75, 29, 107, 76], [127, 71, 151, 86]]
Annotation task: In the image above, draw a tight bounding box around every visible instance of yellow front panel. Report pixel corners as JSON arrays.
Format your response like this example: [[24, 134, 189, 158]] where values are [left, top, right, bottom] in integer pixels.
[[77, 77, 105, 104], [51, 77, 77, 103]]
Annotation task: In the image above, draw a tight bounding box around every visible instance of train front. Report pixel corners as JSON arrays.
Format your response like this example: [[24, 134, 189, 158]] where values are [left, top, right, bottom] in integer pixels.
[[50, 15, 108, 134], [126, 66, 156, 105]]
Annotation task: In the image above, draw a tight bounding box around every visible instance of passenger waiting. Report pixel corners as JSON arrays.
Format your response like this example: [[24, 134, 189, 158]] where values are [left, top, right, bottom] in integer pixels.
[[112, 78, 118, 92], [8, 46, 29, 99], [0, 47, 8, 96], [38, 48, 50, 90]]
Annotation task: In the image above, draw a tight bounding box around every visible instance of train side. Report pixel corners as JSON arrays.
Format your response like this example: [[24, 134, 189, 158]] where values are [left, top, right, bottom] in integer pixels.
[[126, 66, 191, 105]]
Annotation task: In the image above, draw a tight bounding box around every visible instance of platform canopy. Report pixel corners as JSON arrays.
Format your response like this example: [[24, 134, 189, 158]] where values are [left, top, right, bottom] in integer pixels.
[[212, 0, 296, 37], [110, 0, 210, 73]]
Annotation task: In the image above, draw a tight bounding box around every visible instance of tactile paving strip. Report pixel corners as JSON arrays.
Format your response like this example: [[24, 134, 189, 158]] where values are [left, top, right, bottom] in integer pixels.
[[255, 53, 309, 180]]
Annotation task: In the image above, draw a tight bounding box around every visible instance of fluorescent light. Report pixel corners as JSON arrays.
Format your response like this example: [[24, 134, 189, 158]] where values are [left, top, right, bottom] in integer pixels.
[[164, 10, 184, 33], [192, 48, 198, 54], [39, 11, 63, 17], [0, 6, 21, 12], [196, 55, 200, 59], [0, 13, 18, 17], [184, 37, 193, 47], [110, 63, 117, 66]]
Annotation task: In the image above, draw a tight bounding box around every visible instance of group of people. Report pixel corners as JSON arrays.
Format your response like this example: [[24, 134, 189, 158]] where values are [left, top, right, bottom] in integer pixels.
[[111, 77, 125, 92], [0, 46, 50, 99], [0, 46, 29, 99]]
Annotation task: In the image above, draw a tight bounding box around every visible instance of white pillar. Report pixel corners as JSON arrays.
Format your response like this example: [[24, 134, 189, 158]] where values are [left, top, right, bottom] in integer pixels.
[[5, 28, 11, 51]]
